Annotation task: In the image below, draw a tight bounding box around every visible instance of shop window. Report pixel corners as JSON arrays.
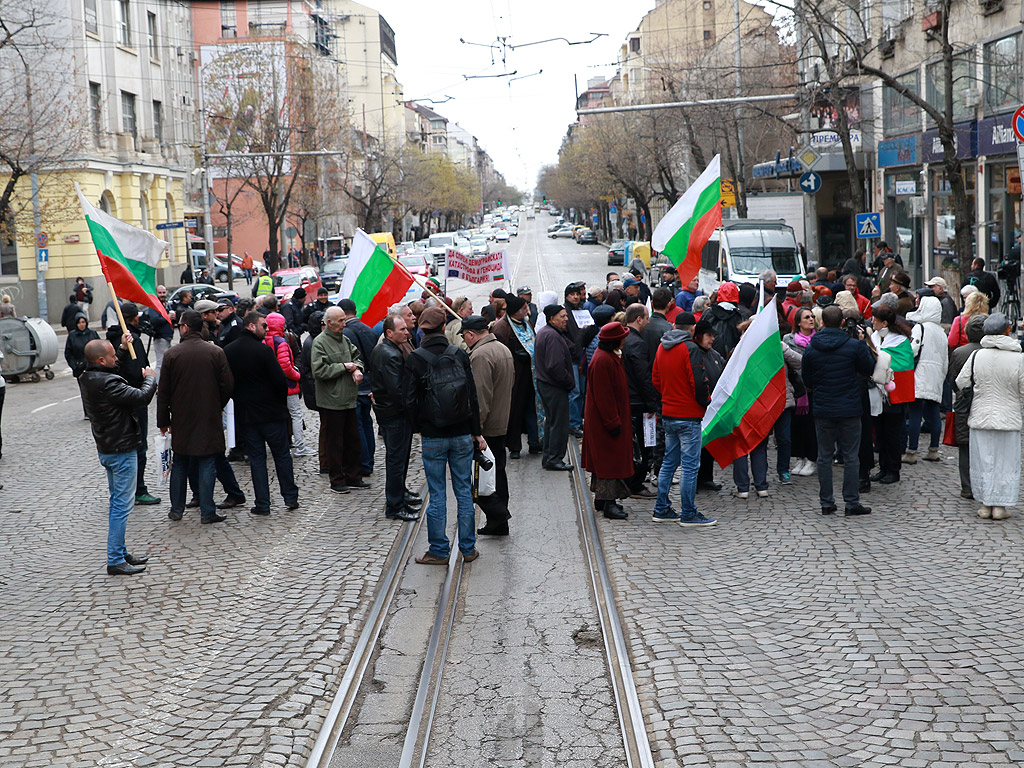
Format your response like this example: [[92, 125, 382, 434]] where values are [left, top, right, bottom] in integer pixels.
[[984, 34, 1021, 113], [926, 51, 974, 123], [931, 167, 976, 255], [0, 213, 17, 276], [883, 70, 920, 135], [220, 1, 237, 38]]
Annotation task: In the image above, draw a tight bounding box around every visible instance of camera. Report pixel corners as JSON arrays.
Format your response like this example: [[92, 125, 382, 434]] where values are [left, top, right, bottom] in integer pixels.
[[474, 448, 493, 470], [134, 313, 154, 337], [842, 317, 863, 339], [998, 258, 1020, 282]]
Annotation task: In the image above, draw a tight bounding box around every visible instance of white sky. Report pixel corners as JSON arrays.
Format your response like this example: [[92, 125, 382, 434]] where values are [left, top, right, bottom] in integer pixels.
[[370, 1, 651, 194]]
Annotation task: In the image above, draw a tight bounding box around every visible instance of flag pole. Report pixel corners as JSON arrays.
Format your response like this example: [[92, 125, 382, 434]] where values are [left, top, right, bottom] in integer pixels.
[[106, 281, 137, 360], [387, 254, 459, 319]]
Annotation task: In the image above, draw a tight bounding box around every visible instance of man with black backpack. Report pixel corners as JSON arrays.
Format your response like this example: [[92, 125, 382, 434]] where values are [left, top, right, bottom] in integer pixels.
[[400, 306, 486, 565]]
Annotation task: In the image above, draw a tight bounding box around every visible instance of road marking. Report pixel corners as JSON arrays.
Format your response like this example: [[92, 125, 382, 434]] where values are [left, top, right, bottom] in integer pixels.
[[31, 402, 58, 413], [63, 395, 80, 402]]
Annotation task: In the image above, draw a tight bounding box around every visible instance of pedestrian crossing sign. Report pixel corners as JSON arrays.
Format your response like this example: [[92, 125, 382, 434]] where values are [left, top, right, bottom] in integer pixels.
[[855, 212, 881, 239]]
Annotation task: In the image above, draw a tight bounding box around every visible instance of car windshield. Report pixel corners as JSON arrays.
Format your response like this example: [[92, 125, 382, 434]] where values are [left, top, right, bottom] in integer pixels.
[[322, 260, 346, 274], [400, 256, 424, 267], [429, 235, 454, 248], [471, 238, 486, 246], [274, 273, 305, 287], [729, 247, 800, 276]]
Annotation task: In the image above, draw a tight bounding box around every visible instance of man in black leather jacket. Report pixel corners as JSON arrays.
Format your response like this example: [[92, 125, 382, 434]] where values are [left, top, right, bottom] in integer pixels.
[[369, 313, 420, 521], [79, 338, 157, 576]]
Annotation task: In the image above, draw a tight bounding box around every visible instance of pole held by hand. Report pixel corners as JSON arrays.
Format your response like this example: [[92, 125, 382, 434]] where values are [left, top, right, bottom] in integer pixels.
[[107, 280, 137, 360]]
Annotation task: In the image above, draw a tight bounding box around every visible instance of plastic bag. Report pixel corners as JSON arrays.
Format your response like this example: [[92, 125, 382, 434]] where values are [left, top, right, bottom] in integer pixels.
[[154, 433, 172, 487], [474, 446, 496, 497]]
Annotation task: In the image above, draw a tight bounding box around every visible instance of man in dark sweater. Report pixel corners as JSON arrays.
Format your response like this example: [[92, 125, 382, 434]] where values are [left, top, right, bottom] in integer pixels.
[[535, 304, 575, 471], [224, 311, 299, 516], [563, 281, 589, 435]]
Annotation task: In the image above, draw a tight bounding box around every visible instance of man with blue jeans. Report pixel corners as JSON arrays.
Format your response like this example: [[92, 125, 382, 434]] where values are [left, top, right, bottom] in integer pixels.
[[651, 317, 718, 527], [400, 306, 486, 564], [79, 338, 157, 575]]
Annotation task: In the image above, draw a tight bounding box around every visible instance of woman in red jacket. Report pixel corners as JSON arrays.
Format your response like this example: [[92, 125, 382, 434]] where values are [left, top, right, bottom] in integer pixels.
[[582, 322, 634, 520], [264, 313, 310, 456]]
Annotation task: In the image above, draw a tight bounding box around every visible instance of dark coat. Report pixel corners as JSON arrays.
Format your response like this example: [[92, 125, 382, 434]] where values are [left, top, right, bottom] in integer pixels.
[[105, 323, 150, 388], [562, 299, 587, 361], [61, 302, 82, 332], [534, 324, 574, 391], [621, 326, 660, 410], [157, 333, 234, 455], [582, 347, 633, 479], [369, 337, 406, 421], [399, 333, 481, 438], [343, 317, 377, 395], [644, 312, 673, 361], [706, 303, 741, 359], [79, 364, 157, 454], [492, 314, 534, 389], [64, 313, 98, 378], [281, 296, 307, 335], [965, 267, 1000, 309], [801, 327, 875, 419], [224, 330, 289, 424]]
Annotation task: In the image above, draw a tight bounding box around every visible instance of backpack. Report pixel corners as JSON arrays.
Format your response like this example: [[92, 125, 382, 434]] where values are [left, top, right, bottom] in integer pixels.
[[416, 345, 473, 428]]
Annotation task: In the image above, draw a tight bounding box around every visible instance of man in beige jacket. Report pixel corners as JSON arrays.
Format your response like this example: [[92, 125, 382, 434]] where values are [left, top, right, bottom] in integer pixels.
[[462, 314, 514, 536]]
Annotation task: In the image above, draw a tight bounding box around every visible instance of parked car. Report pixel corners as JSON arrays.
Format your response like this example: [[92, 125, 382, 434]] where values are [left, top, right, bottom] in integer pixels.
[[406, 248, 437, 276], [548, 226, 576, 239], [212, 257, 245, 282], [399, 253, 431, 277], [319, 258, 348, 293], [169, 284, 238, 306], [470, 237, 489, 256], [508, 224, 519, 236], [272, 266, 322, 303], [576, 228, 598, 245], [608, 239, 628, 266], [547, 222, 566, 233], [494, 229, 511, 243]]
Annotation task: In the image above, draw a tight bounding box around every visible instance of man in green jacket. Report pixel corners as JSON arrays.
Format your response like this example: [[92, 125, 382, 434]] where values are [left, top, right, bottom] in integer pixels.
[[311, 306, 368, 494]]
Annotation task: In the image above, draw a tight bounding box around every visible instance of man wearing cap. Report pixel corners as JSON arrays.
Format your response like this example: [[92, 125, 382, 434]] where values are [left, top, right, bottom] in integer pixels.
[[563, 281, 590, 436], [675, 276, 702, 314], [535, 304, 575, 471], [281, 286, 307, 335], [215, 300, 243, 348], [583, 285, 605, 313], [516, 286, 538, 328], [105, 302, 160, 506], [370, 313, 420, 521], [400, 306, 485, 565], [492, 293, 542, 459], [707, 282, 742, 358], [621, 276, 643, 307], [889, 272, 915, 316], [253, 268, 274, 298], [965, 256, 1001, 311], [922, 276, 957, 327], [462, 314, 515, 536], [303, 287, 334, 329], [875, 250, 900, 293]]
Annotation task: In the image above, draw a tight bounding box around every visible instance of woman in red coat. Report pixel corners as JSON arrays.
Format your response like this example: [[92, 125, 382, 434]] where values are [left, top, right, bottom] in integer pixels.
[[582, 322, 634, 519]]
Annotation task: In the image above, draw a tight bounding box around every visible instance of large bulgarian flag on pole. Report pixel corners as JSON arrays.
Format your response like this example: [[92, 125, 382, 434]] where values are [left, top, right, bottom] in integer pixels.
[[338, 229, 414, 326], [879, 332, 915, 404], [701, 297, 786, 468], [652, 154, 721, 286], [75, 183, 170, 321]]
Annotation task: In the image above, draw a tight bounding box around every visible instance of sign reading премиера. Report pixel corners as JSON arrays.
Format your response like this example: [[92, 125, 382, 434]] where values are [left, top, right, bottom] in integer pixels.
[[444, 248, 509, 284]]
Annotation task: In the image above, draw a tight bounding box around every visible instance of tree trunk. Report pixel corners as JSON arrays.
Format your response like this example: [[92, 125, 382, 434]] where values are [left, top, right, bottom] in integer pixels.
[[225, 206, 234, 292], [831, 89, 865, 214]]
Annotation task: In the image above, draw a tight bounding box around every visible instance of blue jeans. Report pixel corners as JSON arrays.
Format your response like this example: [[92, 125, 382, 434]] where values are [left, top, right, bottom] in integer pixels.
[[240, 420, 298, 512], [655, 418, 702, 518], [356, 394, 375, 473], [733, 437, 769, 492], [569, 365, 585, 430], [171, 453, 216, 518], [906, 398, 941, 451], [98, 451, 137, 566], [774, 408, 792, 475], [422, 435, 476, 558]]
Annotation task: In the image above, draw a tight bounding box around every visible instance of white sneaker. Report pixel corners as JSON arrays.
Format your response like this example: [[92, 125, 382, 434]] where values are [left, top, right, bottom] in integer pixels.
[[756, 489, 769, 498], [731, 489, 749, 500], [992, 506, 1011, 520], [293, 448, 315, 457]]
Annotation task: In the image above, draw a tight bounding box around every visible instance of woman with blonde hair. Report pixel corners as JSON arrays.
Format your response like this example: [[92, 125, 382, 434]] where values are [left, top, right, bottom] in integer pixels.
[[948, 290, 988, 349]]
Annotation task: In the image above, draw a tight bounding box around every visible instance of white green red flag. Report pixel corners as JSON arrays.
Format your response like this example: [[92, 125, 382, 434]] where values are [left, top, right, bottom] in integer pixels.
[[879, 333, 915, 404], [652, 154, 721, 286], [75, 182, 170, 321], [339, 229, 414, 326], [701, 297, 785, 467]]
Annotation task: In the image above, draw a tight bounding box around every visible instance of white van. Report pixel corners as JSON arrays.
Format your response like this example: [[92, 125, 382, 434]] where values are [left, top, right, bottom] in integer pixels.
[[428, 232, 457, 271], [698, 219, 804, 295]]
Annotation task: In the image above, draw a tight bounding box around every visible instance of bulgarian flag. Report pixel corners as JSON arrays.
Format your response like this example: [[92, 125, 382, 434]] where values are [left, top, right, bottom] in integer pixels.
[[879, 333, 915, 404], [701, 297, 785, 467], [75, 183, 170, 321], [339, 229, 413, 326], [652, 154, 721, 286]]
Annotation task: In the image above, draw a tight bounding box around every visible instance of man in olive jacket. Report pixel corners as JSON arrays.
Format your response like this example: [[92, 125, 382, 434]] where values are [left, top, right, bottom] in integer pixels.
[[311, 306, 366, 494], [462, 314, 514, 535], [80, 338, 157, 575], [158, 310, 234, 524]]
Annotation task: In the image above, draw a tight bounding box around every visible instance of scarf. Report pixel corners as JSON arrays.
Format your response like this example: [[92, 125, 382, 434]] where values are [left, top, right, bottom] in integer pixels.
[[510, 317, 535, 360], [793, 330, 813, 348]]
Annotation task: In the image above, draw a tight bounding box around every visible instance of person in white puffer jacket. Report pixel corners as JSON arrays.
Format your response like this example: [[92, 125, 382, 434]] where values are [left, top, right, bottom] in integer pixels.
[[954, 313, 1024, 520], [903, 295, 948, 463]]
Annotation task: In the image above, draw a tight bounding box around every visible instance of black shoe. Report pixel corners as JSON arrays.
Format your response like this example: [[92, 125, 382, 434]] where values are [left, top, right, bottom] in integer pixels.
[[202, 513, 227, 524], [124, 553, 149, 566], [249, 507, 271, 516], [821, 504, 837, 515], [319, 468, 329, 475], [603, 502, 628, 520], [348, 479, 371, 489], [285, 500, 300, 510], [698, 481, 723, 491], [869, 471, 884, 482], [226, 448, 247, 462], [386, 508, 420, 521], [509, 450, 521, 460], [569, 427, 583, 438], [331, 484, 350, 494], [107, 562, 145, 575], [168, 509, 183, 521], [217, 495, 246, 509], [528, 446, 543, 455], [859, 479, 871, 493], [844, 503, 872, 516], [879, 474, 900, 484], [544, 461, 573, 471], [477, 523, 510, 536], [403, 493, 423, 508], [185, 497, 200, 509], [360, 469, 373, 477]]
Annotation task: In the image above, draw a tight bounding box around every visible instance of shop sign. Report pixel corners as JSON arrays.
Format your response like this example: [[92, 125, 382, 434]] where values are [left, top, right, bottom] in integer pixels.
[[894, 180, 917, 196], [878, 136, 917, 167], [922, 121, 977, 163], [1009, 167, 1021, 196], [978, 112, 1017, 156], [810, 130, 863, 151]]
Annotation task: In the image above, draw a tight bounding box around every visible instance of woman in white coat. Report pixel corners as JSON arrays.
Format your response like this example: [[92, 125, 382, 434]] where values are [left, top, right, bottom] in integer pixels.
[[954, 313, 1024, 520], [903, 295, 948, 463]]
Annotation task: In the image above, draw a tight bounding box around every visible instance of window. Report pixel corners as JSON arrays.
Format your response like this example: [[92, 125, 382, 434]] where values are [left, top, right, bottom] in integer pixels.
[[84, 0, 98, 35], [629, 37, 641, 53], [89, 82, 102, 143], [702, 1, 712, 8], [220, 1, 236, 38], [0, 213, 17, 277], [431, 135, 445, 145], [926, 51, 974, 122], [984, 34, 1021, 113], [147, 12, 158, 59], [704, 30, 713, 41], [121, 90, 137, 137], [883, 70, 920, 135], [152, 100, 162, 142], [116, 0, 131, 46]]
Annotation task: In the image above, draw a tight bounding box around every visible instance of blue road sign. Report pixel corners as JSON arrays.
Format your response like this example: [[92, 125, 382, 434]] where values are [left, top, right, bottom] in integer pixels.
[[799, 171, 822, 194], [156, 221, 184, 230], [855, 212, 882, 239], [609, 205, 617, 215]]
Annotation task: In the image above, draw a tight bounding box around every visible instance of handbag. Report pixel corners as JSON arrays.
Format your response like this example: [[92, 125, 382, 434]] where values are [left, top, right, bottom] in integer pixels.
[[942, 412, 958, 447], [952, 351, 976, 416]]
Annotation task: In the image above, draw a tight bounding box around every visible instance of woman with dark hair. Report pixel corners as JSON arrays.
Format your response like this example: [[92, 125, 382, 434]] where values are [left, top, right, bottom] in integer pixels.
[[782, 307, 818, 477], [870, 305, 912, 484], [582, 322, 634, 520]]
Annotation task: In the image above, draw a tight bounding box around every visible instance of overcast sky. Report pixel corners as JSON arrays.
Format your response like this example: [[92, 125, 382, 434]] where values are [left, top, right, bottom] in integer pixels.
[[370, 0, 650, 194]]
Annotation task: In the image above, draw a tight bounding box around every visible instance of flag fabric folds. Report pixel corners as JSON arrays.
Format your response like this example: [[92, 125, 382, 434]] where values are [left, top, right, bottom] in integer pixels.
[[701, 297, 786, 468], [651, 154, 722, 287], [879, 333, 915, 404], [75, 182, 170, 321], [338, 229, 414, 327]]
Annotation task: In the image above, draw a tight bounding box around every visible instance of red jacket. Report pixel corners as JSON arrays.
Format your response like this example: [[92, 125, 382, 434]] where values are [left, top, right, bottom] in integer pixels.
[[582, 348, 633, 479], [653, 330, 710, 420], [265, 312, 300, 396]]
